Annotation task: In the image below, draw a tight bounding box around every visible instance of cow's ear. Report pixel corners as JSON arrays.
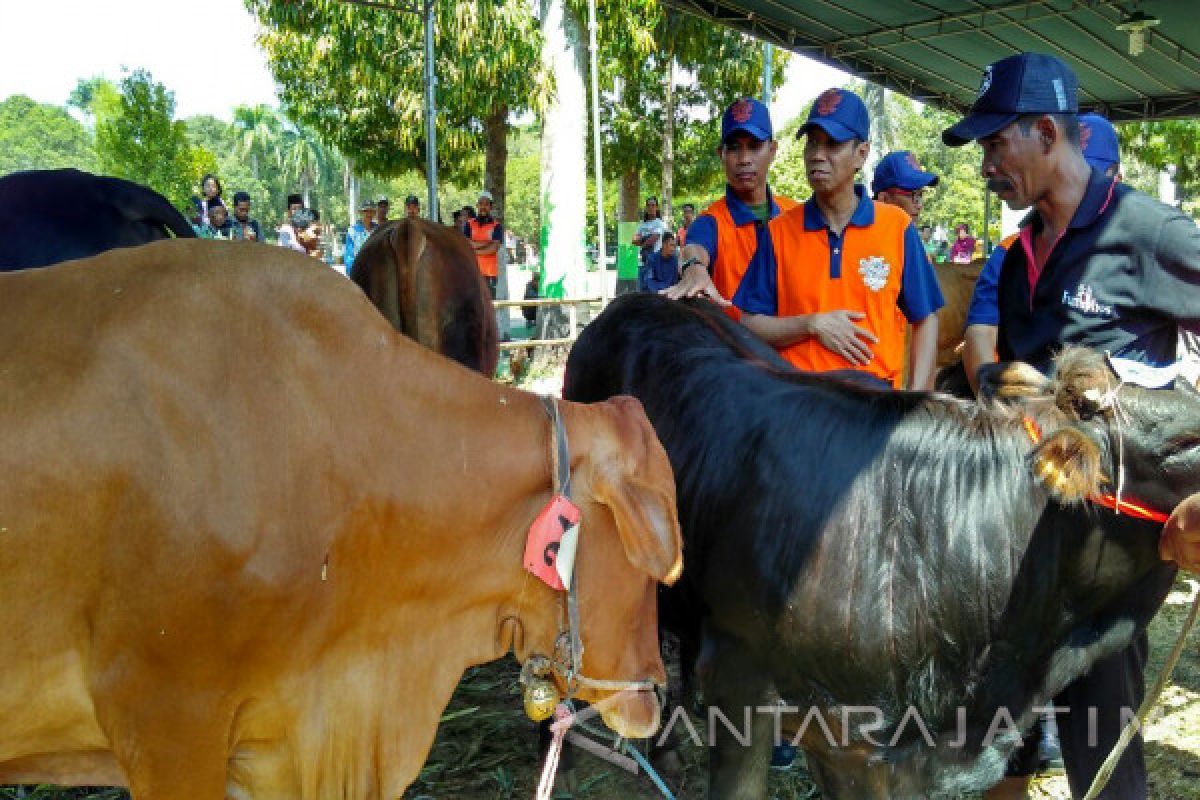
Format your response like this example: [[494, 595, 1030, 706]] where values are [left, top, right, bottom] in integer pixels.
[[1032, 427, 1105, 502], [590, 397, 683, 586]]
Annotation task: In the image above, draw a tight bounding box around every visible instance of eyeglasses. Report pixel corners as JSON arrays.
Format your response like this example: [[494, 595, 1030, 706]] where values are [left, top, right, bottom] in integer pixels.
[[889, 188, 926, 201]]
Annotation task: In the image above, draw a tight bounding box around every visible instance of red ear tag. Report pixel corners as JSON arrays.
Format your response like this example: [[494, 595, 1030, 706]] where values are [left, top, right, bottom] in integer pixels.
[[525, 494, 582, 591]]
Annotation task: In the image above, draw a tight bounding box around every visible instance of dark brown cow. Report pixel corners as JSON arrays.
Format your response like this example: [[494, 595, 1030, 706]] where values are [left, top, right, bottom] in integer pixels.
[[349, 218, 499, 375], [0, 240, 681, 798]]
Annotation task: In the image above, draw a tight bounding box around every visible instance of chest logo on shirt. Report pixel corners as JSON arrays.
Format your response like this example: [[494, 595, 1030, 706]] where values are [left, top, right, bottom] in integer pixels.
[[858, 256, 891, 291], [1062, 284, 1114, 318]]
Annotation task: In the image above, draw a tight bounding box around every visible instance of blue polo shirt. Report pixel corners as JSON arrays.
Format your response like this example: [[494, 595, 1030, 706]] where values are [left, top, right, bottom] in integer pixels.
[[734, 185, 943, 323], [997, 168, 1200, 373], [965, 232, 1021, 327], [640, 249, 680, 292], [685, 185, 795, 300]]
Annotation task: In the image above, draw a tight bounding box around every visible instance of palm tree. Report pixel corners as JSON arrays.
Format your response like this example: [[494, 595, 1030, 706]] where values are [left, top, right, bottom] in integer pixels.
[[281, 125, 325, 209], [232, 104, 283, 181]]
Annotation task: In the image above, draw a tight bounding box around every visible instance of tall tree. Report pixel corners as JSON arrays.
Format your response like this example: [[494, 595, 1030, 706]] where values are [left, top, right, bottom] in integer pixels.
[[94, 69, 197, 210], [246, 0, 543, 219], [0, 95, 96, 175], [539, 0, 588, 337], [282, 126, 326, 209], [232, 104, 283, 181], [584, 0, 788, 224]]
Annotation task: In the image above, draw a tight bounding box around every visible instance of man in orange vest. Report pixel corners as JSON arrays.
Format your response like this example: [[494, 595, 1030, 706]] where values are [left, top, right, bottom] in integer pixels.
[[665, 97, 797, 304], [463, 190, 504, 298], [735, 88, 943, 389]]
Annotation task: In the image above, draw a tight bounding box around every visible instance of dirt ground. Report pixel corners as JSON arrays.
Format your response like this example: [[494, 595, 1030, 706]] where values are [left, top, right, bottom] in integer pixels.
[[8, 575, 1198, 800], [397, 576, 1200, 800]]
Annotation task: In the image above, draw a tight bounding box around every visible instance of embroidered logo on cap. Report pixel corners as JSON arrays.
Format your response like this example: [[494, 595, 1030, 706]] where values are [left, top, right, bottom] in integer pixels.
[[978, 66, 993, 98], [1079, 122, 1093, 151], [1052, 79, 1066, 110], [731, 99, 754, 123], [905, 152, 922, 171], [815, 89, 843, 117], [859, 256, 891, 292]]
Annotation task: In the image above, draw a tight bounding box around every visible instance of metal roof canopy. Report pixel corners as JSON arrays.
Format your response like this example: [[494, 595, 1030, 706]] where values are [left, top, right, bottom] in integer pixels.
[[663, 0, 1200, 121]]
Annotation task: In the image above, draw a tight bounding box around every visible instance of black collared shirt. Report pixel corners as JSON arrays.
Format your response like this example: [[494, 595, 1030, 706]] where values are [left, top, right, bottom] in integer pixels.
[[997, 168, 1200, 373]]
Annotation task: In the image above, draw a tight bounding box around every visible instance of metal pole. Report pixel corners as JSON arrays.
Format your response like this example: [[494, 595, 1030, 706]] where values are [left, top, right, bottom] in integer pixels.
[[763, 43, 774, 104], [587, 0, 607, 306], [423, 0, 439, 221]]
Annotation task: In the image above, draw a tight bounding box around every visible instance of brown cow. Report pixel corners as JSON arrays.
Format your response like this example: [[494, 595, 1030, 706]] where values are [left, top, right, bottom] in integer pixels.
[[0, 240, 681, 798], [349, 218, 500, 375], [932, 258, 983, 367]]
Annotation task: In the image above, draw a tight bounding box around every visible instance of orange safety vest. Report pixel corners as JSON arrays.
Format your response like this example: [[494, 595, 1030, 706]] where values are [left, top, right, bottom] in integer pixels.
[[767, 201, 912, 387], [701, 194, 797, 300], [466, 217, 500, 278]]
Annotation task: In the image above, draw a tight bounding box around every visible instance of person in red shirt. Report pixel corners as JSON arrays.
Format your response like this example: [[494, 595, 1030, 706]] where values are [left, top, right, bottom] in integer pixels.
[[666, 97, 797, 304], [735, 88, 944, 389], [463, 190, 504, 298]]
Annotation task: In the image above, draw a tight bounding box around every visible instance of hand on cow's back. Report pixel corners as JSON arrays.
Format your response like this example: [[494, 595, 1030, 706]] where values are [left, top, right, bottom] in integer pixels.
[[1160, 492, 1200, 572]]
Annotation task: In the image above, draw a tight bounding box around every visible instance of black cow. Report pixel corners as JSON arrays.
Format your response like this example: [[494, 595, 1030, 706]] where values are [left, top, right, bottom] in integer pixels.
[[0, 169, 194, 270], [564, 293, 1199, 799]]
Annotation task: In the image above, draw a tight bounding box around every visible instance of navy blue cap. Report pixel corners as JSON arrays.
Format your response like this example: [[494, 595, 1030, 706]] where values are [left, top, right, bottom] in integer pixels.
[[871, 151, 940, 195], [721, 97, 773, 145], [943, 53, 1079, 146], [1080, 113, 1120, 172], [800, 88, 869, 143]]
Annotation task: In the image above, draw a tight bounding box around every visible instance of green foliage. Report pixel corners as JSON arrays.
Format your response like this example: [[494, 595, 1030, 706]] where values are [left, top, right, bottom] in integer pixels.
[[770, 115, 809, 202], [588, 1, 788, 201], [183, 108, 356, 229], [1118, 119, 1200, 207], [67, 76, 122, 129], [0, 95, 96, 175], [94, 70, 197, 210], [246, 0, 543, 184]]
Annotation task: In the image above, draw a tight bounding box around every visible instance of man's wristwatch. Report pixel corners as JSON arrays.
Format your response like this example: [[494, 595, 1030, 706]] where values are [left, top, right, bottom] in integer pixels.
[[680, 256, 703, 273]]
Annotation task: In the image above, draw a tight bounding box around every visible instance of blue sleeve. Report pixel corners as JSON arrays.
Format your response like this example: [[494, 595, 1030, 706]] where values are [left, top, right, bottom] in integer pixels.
[[462, 224, 471, 238], [685, 214, 718, 266], [344, 231, 356, 267], [492, 223, 504, 242], [897, 223, 945, 323], [965, 245, 1005, 327], [731, 225, 779, 315]]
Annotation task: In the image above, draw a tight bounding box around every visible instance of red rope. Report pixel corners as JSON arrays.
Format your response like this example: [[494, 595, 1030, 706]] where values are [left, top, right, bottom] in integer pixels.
[[1021, 417, 1169, 524]]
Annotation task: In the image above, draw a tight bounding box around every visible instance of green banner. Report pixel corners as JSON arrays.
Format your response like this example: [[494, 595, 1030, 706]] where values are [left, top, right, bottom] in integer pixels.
[[617, 221, 641, 280]]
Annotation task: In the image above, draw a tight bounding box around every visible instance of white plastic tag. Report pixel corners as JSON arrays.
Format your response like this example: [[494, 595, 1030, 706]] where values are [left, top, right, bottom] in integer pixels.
[[555, 523, 580, 589]]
